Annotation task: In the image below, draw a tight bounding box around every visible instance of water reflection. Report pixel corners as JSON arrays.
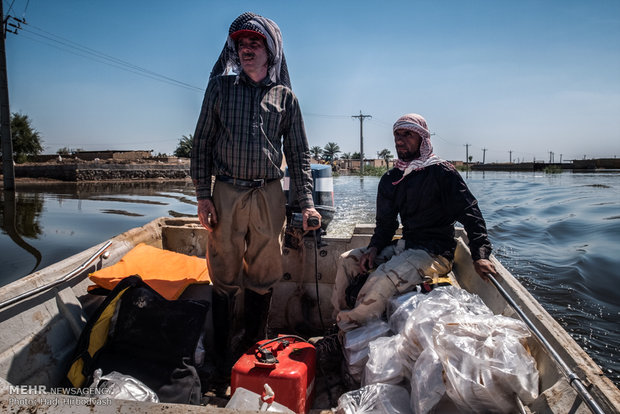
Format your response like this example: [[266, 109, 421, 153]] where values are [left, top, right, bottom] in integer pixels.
[[100, 209, 145, 217], [0, 180, 198, 285], [1, 190, 43, 273]]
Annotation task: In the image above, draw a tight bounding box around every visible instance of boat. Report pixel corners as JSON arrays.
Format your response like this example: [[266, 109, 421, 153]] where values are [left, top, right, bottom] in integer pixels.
[[0, 216, 619, 413]]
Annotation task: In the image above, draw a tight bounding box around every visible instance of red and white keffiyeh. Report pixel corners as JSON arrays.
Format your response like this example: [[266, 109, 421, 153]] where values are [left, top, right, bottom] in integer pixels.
[[392, 113, 444, 184], [210, 12, 291, 88]]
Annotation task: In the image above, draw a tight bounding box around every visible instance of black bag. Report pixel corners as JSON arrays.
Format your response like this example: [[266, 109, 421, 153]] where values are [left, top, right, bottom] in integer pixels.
[[66, 275, 209, 404]]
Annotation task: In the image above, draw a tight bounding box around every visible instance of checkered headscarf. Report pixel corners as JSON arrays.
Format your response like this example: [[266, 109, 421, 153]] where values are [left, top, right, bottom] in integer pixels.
[[392, 113, 444, 184], [210, 12, 291, 88]]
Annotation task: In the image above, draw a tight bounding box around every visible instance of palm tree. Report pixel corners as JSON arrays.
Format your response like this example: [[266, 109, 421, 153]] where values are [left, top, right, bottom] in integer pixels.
[[310, 146, 323, 161], [341, 152, 352, 170], [377, 148, 393, 167], [174, 134, 193, 158], [322, 142, 341, 168]]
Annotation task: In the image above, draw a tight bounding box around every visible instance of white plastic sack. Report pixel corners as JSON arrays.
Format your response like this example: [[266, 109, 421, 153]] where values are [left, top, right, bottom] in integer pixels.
[[345, 346, 369, 383], [409, 348, 445, 414], [91, 368, 159, 402], [401, 286, 493, 361], [343, 320, 392, 383], [362, 335, 408, 386], [388, 290, 424, 334], [337, 383, 412, 414], [387, 290, 419, 322], [344, 319, 392, 353], [434, 314, 539, 413]]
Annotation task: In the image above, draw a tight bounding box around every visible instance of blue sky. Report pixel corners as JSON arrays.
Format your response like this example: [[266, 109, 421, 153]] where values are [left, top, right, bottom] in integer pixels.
[[5, 0, 620, 163]]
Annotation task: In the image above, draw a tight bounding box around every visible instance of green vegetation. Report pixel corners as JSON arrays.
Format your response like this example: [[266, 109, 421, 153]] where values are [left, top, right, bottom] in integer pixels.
[[358, 165, 387, 176], [322, 142, 341, 167], [8, 112, 43, 163], [455, 164, 472, 172], [377, 148, 393, 167], [174, 134, 193, 158], [310, 146, 323, 161], [543, 165, 562, 174]]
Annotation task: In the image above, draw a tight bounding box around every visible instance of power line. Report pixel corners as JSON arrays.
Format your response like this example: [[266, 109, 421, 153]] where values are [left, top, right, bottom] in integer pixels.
[[303, 112, 350, 119], [4, 0, 17, 16], [8, 20, 205, 92]]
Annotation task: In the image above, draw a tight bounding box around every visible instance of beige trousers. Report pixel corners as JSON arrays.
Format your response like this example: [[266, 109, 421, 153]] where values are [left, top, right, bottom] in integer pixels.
[[207, 179, 286, 297], [331, 239, 452, 332]]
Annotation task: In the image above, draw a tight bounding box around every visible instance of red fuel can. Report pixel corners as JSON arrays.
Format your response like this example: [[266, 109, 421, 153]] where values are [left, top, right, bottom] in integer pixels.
[[231, 335, 316, 414]]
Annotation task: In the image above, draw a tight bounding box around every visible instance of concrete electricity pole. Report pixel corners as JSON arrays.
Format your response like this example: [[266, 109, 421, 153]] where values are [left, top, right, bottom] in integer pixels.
[[352, 111, 371, 174], [509, 150, 513, 163], [482, 148, 487, 164], [464, 144, 470, 164], [1, 1, 15, 190]]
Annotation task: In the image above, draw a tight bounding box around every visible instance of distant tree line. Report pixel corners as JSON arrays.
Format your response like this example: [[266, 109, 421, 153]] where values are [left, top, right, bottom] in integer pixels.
[[0, 112, 44, 163], [175, 137, 392, 163]]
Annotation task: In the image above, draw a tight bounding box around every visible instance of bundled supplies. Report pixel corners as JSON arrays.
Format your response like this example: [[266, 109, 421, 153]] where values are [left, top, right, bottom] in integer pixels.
[[352, 286, 539, 414]]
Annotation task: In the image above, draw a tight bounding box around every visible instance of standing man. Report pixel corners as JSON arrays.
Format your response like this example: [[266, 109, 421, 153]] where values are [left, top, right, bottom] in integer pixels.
[[190, 12, 321, 372], [331, 113, 496, 332]]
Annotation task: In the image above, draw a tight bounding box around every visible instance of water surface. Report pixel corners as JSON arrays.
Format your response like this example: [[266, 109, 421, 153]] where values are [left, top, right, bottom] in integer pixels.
[[1, 172, 619, 386]]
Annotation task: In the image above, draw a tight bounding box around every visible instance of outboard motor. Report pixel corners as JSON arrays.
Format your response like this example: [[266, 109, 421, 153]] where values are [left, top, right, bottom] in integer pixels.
[[283, 164, 336, 248]]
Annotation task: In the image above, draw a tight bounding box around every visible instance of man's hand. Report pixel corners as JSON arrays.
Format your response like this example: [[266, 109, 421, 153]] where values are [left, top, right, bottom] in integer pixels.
[[473, 258, 496, 280], [302, 207, 322, 231], [359, 246, 378, 273], [197, 198, 218, 232]]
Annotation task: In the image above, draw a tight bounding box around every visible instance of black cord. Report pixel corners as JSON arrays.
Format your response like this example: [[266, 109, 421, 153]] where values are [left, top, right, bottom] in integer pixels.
[[313, 231, 326, 332]]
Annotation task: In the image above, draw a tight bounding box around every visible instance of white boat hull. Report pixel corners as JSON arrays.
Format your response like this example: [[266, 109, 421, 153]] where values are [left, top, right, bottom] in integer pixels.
[[0, 217, 618, 413]]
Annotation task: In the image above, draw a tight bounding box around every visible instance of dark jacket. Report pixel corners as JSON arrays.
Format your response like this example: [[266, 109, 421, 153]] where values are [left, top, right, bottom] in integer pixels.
[[368, 162, 492, 261]]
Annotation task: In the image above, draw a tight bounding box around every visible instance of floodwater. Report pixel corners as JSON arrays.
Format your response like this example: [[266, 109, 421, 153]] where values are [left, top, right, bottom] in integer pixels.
[[1, 171, 619, 386]]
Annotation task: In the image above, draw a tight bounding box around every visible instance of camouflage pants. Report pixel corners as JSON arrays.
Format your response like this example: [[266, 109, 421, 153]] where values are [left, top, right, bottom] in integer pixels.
[[331, 239, 452, 332]]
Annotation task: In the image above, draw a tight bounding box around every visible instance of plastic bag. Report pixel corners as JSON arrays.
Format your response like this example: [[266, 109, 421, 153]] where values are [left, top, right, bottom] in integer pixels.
[[433, 313, 539, 413], [409, 348, 445, 414], [344, 346, 369, 383], [343, 320, 392, 383], [362, 335, 408, 386], [337, 383, 412, 414], [387, 290, 419, 322], [344, 320, 392, 353], [91, 368, 159, 402], [401, 286, 493, 361], [226, 385, 295, 413]]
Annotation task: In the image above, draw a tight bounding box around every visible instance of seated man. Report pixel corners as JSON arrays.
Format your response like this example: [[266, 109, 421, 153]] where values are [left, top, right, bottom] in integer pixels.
[[331, 113, 496, 332]]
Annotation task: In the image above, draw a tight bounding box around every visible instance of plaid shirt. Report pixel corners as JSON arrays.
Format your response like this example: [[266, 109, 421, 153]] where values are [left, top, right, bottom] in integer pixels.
[[190, 73, 314, 209]]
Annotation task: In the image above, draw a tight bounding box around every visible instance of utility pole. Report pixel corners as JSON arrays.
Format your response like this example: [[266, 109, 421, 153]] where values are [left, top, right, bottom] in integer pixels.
[[1, 1, 15, 190], [352, 111, 371, 174], [509, 150, 513, 163], [559, 154, 563, 163], [482, 148, 487, 164], [464, 144, 470, 165]]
